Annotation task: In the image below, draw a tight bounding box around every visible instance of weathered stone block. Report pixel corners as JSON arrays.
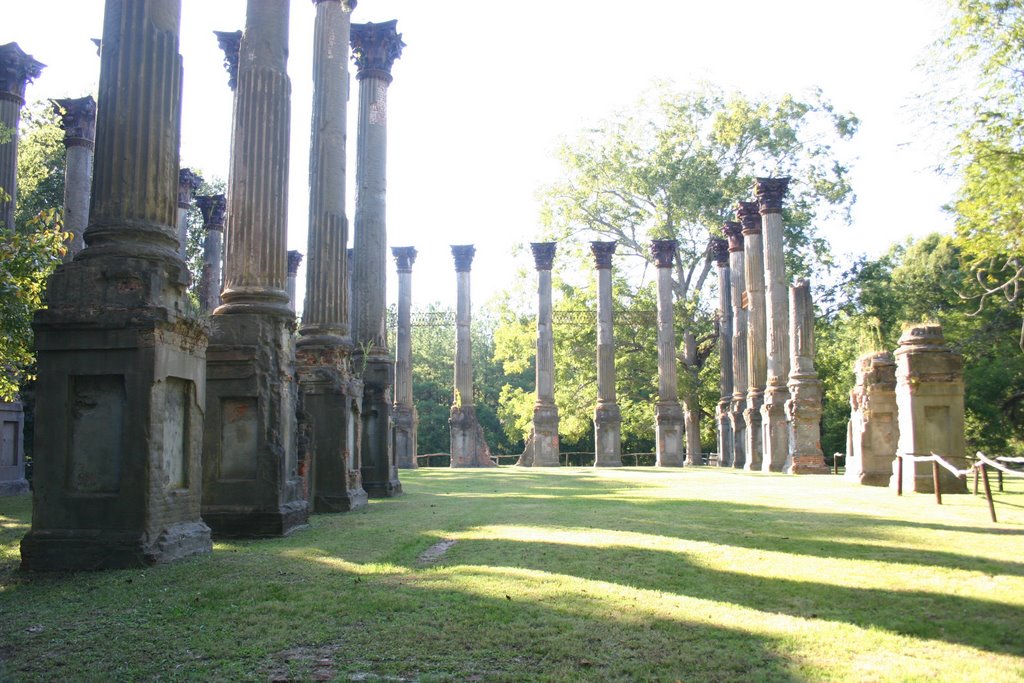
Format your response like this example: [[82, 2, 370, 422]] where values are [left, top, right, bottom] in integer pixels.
[[846, 352, 898, 486], [0, 401, 28, 496]]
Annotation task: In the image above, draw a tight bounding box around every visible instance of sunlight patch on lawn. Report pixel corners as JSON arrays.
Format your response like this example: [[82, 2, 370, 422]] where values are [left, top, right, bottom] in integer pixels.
[[283, 549, 410, 576]]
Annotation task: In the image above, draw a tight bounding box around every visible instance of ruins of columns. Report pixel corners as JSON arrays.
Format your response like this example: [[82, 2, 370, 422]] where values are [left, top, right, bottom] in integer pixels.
[[591, 241, 622, 467], [651, 239, 685, 467], [846, 351, 898, 486], [756, 178, 791, 472], [738, 201, 767, 471], [350, 19, 404, 496], [52, 95, 95, 259], [711, 237, 734, 467], [196, 193, 225, 313], [786, 280, 828, 474], [392, 246, 418, 469], [518, 242, 560, 467], [202, 0, 308, 537], [449, 245, 494, 467], [177, 168, 202, 263], [892, 323, 969, 494], [723, 221, 747, 469], [295, 0, 366, 515], [22, 1, 212, 569]]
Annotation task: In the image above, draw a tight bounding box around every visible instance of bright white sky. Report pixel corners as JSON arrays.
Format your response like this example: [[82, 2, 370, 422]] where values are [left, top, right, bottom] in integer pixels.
[[7, 0, 956, 312]]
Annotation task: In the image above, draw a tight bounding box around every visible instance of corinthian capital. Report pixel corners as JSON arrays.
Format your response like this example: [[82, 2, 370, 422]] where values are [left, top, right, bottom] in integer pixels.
[[214, 30, 242, 90], [754, 177, 790, 214], [0, 43, 44, 103], [735, 201, 761, 235], [530, 242, 556, 271], [350, 20, 404, 82], [52, 95, 97, 147], [650, 239, 677, 269], [392, 246, 417, 273]]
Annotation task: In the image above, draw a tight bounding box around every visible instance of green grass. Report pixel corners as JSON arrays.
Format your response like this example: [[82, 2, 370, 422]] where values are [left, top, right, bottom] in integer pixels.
[[1, 467, 1023, 682]]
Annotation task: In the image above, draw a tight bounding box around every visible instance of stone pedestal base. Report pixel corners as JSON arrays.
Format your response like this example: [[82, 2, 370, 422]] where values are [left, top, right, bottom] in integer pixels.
[[593, 402, 622, 467], [786, 377, 828, 475], [744, 395, 764, 471], [0, 401, 28, 496], [892, 456, 969, 495], [761, 388, 790, 472], [450, 405, 495, 467], [518, 404, 560, 467], [655, 401, 685, 467], [729, 402, 746, 469], [393, 403, 418, 469], [22, 256, 211, 569], [359, 358, 402, 497], [716, 400, 733, 467], [296, 347, 368, 513], [203, 313, 309, 537]]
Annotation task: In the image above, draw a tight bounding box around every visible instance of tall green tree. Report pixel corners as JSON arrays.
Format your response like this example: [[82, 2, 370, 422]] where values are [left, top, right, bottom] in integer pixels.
[[0, 103, 68, 400], [505, 83, 857, 455], [935, 0, 1024, 350]]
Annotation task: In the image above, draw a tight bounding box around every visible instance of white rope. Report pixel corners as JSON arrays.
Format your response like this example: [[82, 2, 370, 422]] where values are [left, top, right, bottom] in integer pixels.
[[975, 451, 1024, 478]]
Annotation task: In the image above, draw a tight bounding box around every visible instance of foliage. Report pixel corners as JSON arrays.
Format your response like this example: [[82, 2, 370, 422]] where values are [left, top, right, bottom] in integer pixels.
[[817, 233, 1024, 457], [183, 174, 226, 309], [494, 82, 857, 455], [935, 0, 1024, 349], [2, 469, 1024, 681], [0, 103, 69, 400]]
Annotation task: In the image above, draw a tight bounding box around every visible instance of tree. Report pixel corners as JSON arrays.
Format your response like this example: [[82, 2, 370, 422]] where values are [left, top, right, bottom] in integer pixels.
[[935, 0, 1024, 350], [0, 103, 68, 401], [510, 82, 857, 456]]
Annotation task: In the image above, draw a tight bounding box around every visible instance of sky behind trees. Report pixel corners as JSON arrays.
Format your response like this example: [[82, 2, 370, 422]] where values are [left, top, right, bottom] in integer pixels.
[[6, 0, 955, 310]]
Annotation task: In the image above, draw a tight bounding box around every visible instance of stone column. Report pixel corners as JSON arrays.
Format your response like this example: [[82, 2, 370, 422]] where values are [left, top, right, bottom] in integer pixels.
[[756, 177, 791, 472], [591, 241, 622, 467], [202, 0, 309, 537], [392, 246, 418, 469], [22, 1, 212, 570], [287, 250, 302, 312], [723, 221, 747, 469], [350, 20, 404, 495], [710, 237, 734, 467], [738, 201, 766, 471], [518, 242, 560, 467], [0, 43, 44, 231], [449, 245, 494, 467], [651, 239, 684, 467], [176, 168, 202, 263], [786, 280, 828, 474], [196, 193, 225, 313], [892, 324, 969, 494], [52, 96, 96, 259], [846, 351, 898, 486], [296, 0, 367, 513]]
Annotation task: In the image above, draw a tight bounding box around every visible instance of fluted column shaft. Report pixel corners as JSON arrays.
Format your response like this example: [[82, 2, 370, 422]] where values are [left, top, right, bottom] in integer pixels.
[[301, 0, 354, 346], [454, 266, 473, 407], [738, 201, 766, 470], [756, 177, 791, 472], [81, 4, 182, 261], [652, 239, 684, 467], [522, 242, 560, 467], [724, 222, 748, 469], [591, 241, 621, 466], [0, 43, 44, 232], [196, 193, 225, 313], [712, 238, 734, 466], [176, 168, 201, 263], [217, 0, 291, 314], [393, 248, 416, 408], [351, 21, 403, 356], [53, 96, 95, 259], [287, 250, 302, 313]]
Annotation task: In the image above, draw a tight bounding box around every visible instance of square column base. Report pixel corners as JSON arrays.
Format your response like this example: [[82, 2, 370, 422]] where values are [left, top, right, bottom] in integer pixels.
[[519, 404, 560, 467], [203, 313, 309, 537], [1, 401, 28, 495], [716, 400, 733, 467], [655, 401, 685, 467], [729, 402, 746, 469], [450, 405, 495, 467], [296, 353, 369, 513], [761, 388, 790, 472], [24, 256, 211, 569], [744, 394, 764, 471], [359, 358, 402, 497], [393, 404, 418, 469], [593, 403, 622, 467]]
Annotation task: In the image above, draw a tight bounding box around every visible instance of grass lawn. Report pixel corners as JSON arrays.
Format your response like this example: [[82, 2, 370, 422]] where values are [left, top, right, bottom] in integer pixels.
[[1, 466, 1023, 682]]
